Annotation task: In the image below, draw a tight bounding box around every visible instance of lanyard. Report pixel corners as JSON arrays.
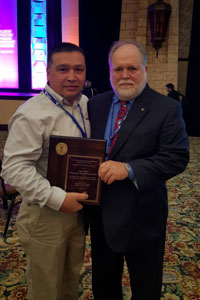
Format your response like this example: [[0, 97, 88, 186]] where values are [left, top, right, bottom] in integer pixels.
[[43, 89, 87, 138]]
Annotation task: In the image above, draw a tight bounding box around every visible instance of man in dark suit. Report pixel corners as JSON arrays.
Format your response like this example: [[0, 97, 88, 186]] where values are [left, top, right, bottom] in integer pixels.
[[87, 41, 189, 300], [165, 83, 181, 101]]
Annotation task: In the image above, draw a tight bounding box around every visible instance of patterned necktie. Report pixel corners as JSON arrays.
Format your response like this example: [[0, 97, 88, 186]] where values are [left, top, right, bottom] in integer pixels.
[[108, 100, 128, 154]]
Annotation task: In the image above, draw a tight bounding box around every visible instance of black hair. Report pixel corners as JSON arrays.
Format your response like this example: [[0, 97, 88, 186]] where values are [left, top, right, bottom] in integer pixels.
[[47, 42, 85, 66], [166, 83, 174, 89]]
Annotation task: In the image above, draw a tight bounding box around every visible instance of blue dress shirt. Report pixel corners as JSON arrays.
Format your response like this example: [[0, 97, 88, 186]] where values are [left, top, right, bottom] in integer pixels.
[[104, 94, 135, 180]]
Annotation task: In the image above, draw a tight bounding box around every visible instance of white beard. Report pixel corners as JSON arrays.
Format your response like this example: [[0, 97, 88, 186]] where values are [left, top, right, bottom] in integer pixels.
[[110, 78, 147, 101]]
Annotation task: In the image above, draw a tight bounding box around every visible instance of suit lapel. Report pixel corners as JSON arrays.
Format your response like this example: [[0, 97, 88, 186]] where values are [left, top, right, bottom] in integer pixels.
[[94, 91, 114, 139], [109, 85, 151, 159]]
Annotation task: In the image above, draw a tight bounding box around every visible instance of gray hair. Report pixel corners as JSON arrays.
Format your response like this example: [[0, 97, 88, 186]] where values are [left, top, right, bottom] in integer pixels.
[[108, 40, 147, 67]]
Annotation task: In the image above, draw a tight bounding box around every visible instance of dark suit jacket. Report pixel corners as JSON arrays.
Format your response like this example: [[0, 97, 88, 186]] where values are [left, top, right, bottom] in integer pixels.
[[167, 90, 181, 101], [88, 84, 189, 253]]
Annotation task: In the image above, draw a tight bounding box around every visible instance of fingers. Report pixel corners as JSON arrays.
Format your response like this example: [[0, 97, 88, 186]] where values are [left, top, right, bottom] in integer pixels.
[[105, 174, 115, 185], [75, 192, 89, 201], [101, 170, 113, 184], [99, 162, 114, 184], [98, 160, 129, 184], [75, 201, 83, 210], [60, 192, 88, 213], [98, 161, 110, 178]]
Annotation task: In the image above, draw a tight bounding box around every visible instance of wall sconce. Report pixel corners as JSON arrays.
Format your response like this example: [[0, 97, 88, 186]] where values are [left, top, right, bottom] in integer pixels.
[[148, 0, 171, 57]]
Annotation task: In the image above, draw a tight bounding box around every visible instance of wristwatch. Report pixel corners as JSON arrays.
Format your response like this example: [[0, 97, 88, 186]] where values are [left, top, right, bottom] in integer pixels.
[[124, 162, 131, 176]]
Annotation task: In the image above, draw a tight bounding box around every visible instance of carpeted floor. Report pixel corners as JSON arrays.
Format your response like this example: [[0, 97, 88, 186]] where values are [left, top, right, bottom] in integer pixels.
[[0, 136, 200, 300]]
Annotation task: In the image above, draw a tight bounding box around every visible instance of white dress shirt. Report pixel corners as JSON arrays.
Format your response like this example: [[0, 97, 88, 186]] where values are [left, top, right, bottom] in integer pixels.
[[1, 84, 91, 210]]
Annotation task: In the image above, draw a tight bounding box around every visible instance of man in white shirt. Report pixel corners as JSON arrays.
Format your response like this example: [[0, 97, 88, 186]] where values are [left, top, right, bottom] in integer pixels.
[[1, 42, 90, 300]]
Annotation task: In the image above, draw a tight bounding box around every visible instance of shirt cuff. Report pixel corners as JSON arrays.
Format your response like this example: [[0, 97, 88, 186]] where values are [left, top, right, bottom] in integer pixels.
[[46, 186, 66, 211], [126, 163, 138, 189], [126, 163, 134, 180]]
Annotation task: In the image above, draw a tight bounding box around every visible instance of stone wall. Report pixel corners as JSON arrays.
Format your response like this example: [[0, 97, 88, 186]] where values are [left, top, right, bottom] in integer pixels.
[[119, 0, 184, 96], [178, 0, 193, 95], [179, 0, 193, 59]]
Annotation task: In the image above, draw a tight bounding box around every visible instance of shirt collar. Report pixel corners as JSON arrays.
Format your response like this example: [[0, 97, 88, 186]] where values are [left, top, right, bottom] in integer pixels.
[[45, 84, 82, 107], [113, 94, 135, 106]]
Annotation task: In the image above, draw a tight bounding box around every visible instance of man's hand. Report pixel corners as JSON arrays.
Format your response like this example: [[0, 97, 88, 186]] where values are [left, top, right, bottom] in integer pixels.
[[98, 160, 129, 185], [60, 192, 88, 213]]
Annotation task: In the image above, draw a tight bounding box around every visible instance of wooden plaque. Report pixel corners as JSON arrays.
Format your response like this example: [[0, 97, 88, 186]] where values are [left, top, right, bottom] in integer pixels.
[[47, 136, 106, 205]]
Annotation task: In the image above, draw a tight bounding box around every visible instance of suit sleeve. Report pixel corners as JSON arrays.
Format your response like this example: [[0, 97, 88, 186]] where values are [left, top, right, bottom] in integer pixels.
[[129, 103, 189, 190]]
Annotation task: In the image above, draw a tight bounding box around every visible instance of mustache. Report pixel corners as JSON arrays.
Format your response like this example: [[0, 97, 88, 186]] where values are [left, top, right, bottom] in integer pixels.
[[118, 80, 134, 85]]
